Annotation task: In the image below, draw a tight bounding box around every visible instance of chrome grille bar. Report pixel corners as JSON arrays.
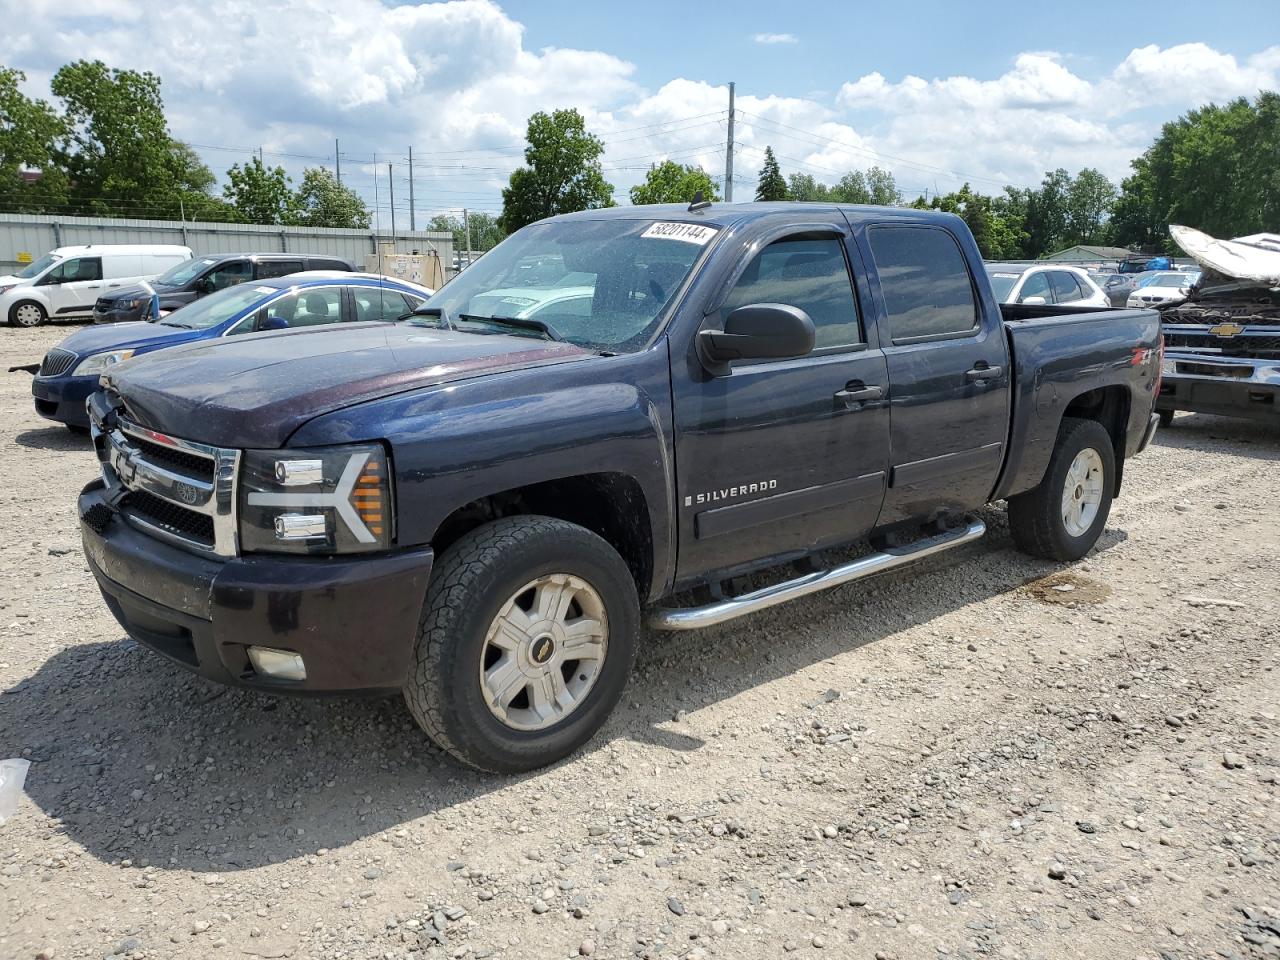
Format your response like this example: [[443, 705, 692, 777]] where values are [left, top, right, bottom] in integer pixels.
[[93, 412, 241, 558]]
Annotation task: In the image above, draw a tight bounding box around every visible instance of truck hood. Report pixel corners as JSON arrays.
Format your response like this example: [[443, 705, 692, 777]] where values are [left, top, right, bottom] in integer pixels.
[[96, 282, 181, 304], [102, 322, 594, 448], [57, 320, 202, 357], [1170, 224, 1280, 285]]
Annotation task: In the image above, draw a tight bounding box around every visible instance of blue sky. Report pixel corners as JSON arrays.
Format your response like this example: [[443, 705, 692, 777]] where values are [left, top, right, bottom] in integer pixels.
[[9, 0, 1280, 226]]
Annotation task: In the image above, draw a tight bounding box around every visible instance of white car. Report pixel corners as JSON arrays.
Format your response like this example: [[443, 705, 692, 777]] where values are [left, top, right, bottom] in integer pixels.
[[1125, 271, 1200, 308], [984, 263, 1109, 308], [0, 244, 192, 327]]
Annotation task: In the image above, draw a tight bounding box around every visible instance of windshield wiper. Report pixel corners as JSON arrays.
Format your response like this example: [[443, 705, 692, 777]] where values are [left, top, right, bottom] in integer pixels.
[[403, 305, 455, 330], [457, 313, 565, 342]]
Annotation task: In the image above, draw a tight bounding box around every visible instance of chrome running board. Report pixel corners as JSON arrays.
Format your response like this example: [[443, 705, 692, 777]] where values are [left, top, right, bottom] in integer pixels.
[[647, 518, 986, 631]]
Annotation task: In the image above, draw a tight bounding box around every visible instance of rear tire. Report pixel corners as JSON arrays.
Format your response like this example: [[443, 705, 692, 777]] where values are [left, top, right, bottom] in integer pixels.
[[1007, 417, 1115, 562], [8, 300, 46, 327], [404, 515, 639, 773]]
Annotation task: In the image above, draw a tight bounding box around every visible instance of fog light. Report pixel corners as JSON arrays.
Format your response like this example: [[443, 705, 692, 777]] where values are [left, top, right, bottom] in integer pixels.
[[247, 646, 307, 681], [1161, 359, 1176, 375]]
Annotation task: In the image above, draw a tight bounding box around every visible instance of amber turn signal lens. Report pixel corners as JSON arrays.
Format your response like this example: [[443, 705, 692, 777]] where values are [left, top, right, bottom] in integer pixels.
[[350, 457, 388, 538]]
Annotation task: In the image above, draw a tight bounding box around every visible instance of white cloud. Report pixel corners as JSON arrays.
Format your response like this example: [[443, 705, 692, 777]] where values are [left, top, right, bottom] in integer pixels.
[[3, 5, 1277, 213], [753, 33, 797, 45]]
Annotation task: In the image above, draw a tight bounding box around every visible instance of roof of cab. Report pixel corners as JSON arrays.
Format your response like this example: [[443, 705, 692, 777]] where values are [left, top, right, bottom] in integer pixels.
[[50, 244, 192, 256], [546, 202, 966, 231]]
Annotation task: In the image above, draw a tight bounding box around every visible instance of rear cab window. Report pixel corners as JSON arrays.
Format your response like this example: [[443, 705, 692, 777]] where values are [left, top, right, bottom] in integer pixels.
[[866, 226, 978, 342]]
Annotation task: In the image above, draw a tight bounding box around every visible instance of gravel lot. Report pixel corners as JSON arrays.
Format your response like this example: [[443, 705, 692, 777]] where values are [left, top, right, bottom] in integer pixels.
[[1, 323, 1277, 960]]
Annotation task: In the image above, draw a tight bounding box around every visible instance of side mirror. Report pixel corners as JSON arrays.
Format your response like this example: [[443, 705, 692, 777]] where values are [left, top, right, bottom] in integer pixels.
[[260, 315, 289, 331], [697, 303, 815, 374], [194, 277, 213, 294], [1020, 295, 1047, 305]]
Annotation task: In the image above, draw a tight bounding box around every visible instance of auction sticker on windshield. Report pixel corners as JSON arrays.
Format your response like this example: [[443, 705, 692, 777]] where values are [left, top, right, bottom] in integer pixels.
[[641, 222, 719, 245]]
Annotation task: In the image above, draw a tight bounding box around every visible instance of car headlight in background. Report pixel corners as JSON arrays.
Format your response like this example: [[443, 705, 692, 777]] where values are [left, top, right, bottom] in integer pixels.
[[71, 349, 136, 376], [239, 444, 393, 554]]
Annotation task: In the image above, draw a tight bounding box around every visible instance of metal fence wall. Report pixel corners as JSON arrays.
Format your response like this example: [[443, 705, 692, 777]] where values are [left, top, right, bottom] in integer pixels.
[[0, 213, 454, 275]]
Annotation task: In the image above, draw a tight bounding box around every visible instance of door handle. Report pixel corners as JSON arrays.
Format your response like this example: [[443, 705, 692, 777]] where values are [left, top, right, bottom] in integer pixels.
[[834, 382, 884, 406], [965, 363, 1003, 383]]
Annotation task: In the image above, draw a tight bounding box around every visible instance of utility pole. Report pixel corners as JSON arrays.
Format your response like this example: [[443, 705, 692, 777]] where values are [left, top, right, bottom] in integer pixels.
[[463, 207, 473, 265], [257, 146, 264, 165], [388, 163, 395, 238], [408, 147, 416, 231], [724, 81, 735, 203], [335, 139, 341, 184]]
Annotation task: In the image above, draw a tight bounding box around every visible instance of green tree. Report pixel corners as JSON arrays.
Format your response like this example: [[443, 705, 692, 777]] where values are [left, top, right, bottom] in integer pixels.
[[1112, 93, 1280, 251], [830, 170, 869, 203], [1063, 167, 1117, 247], [223, 157, 296, 225], [754, 146, 788, 201], [292, 167, 370, 228], [864, 166, 902, 206], [0, 67, 69, 212], [426, 211, 505, 253], [50, 59, 215, 219], [499, 109, 614, 233], [786, 172, 830, 201], [629, 160, 720, 205]]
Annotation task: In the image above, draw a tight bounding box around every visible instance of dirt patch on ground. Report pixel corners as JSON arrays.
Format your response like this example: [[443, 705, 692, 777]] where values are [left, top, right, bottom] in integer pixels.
[[1021, 570, 1114, 605]]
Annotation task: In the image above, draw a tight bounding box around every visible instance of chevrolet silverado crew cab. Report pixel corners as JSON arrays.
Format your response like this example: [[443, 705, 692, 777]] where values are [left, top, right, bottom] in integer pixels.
[[78, 204, 1162, 773]]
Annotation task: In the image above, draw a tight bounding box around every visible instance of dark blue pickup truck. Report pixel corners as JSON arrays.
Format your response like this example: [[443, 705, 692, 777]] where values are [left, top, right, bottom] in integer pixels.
[[77, 203, 1162, 772]]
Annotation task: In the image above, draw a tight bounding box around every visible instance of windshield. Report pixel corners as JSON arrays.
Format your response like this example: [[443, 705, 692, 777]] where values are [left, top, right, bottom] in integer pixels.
[[15, 253, 61, 279], [155, 257, 216, 287], [163, 283, 276, 329], [414, 219, 717, 352], [985, 269, 1022, 302]]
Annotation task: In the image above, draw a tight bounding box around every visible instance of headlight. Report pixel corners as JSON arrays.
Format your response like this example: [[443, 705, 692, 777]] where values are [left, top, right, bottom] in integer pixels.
[[71, 349, 136, 376], [239, 444, 394, 554], [117, 297, 144, 310]]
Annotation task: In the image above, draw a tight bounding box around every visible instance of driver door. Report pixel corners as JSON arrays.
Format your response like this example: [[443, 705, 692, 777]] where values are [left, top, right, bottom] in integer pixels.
[[671, 219, 891, 583]]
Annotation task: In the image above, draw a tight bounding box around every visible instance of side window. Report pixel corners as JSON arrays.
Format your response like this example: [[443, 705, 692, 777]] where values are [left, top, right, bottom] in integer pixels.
[[722, 236, 862, 350], [352, 288, 414, 322], [258, 287, 344, 330], [255, 260, 305, 279], [867, 227, 978, 341], [1049, 271, 1082, 303], [310, 258, 352, 272], [44, 257, 103, 284], [1019, 271, 1052, 303], [205, 261, 253, 291]]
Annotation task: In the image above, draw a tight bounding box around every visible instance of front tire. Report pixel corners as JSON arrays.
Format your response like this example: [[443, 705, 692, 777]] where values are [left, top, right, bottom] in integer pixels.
[[9, 300, 47, 327], [404, 516, 639, 773], [1007, 417, 1115, 561], [1158, 408, 1174, 427]]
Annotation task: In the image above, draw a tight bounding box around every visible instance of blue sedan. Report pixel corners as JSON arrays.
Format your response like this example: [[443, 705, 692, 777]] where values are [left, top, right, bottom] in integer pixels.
[[30, 273, 431, 429]]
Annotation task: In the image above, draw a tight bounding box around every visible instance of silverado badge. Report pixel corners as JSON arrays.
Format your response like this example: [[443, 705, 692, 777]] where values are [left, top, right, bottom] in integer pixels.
[[1208, 321, 1245, 338]]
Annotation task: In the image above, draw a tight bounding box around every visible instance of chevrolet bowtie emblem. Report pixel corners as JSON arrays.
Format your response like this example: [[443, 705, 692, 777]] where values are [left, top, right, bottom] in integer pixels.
[[1208, 321, 1245, 338]]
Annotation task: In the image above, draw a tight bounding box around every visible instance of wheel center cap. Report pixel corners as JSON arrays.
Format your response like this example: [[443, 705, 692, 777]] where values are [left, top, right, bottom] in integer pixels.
[[530, 634, 556, 665]]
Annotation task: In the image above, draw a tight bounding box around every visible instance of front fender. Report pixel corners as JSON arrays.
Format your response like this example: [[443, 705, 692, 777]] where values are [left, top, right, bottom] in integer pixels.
[[289, 348, 677, 596]]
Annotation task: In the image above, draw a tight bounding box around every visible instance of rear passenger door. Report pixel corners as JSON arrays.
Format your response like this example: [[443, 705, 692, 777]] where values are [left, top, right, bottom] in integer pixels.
[[861, 223, 1010, 526]]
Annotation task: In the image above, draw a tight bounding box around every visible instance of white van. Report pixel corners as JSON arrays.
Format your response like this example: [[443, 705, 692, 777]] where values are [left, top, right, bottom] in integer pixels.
[[0, 244, 193, 327]]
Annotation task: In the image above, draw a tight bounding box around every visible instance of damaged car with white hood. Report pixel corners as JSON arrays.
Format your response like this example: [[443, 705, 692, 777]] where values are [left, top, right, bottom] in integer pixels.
[[1156, 225, 1280, 426]]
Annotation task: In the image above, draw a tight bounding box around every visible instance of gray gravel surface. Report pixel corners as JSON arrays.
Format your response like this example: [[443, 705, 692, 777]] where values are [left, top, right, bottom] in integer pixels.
[[1, 324, 1277, 960]]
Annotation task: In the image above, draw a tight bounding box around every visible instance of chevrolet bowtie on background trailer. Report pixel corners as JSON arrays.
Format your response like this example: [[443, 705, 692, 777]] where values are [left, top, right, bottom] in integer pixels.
[[77, 203, 1162, 773]]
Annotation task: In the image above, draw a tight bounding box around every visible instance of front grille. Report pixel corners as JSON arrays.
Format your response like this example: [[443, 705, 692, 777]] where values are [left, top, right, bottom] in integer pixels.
[[126, 432, 216, 482], [1165, 331, 1280, 357], [39, 348, 77, 377], [94, 297, 112, 312], [124, 490, 215, 545], [94, 414, 240, 558]]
